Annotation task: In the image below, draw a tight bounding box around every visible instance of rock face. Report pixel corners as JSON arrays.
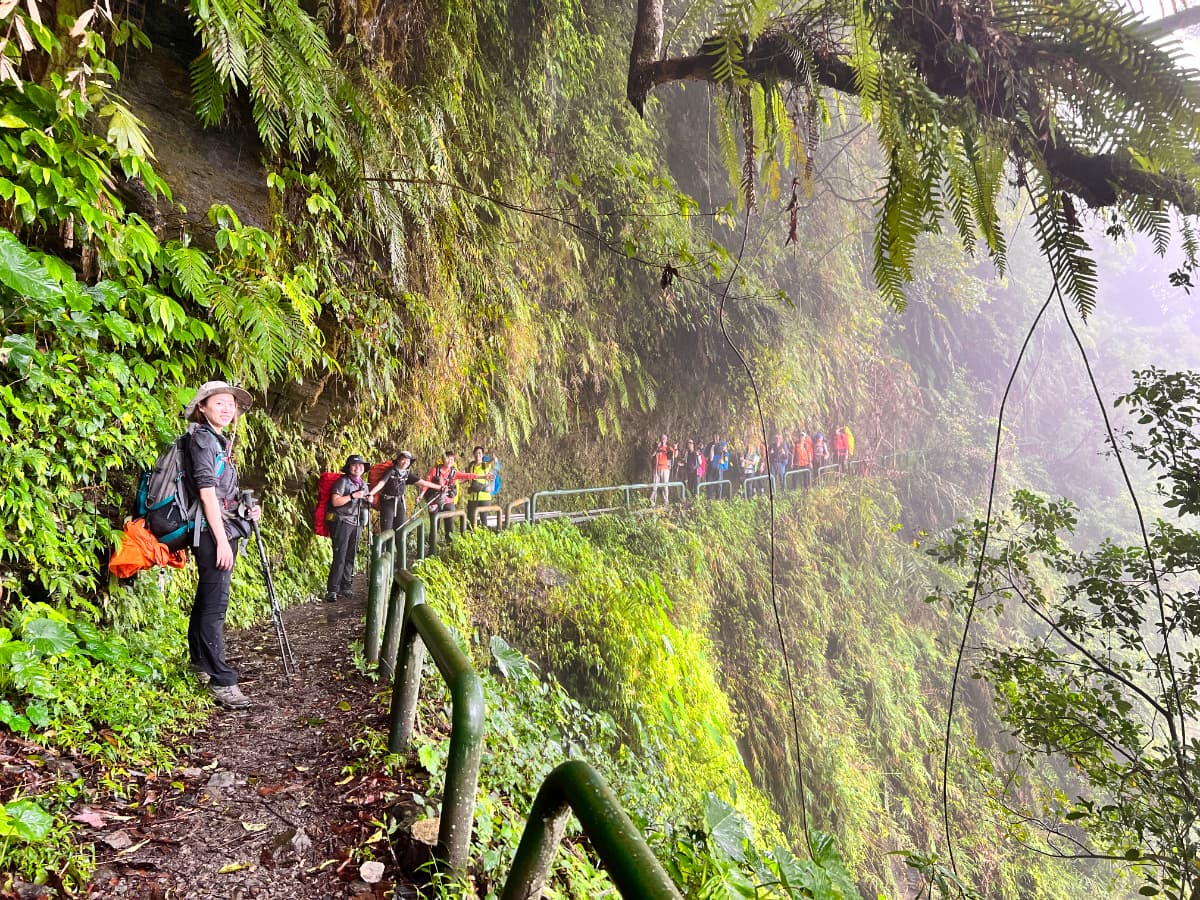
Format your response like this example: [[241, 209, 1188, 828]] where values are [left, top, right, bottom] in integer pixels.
[[119, 46, 269, 239]]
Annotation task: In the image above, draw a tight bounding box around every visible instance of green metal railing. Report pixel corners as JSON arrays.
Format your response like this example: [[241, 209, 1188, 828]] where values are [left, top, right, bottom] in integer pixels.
[[784, 467, 811, 490], [387, 570, 484, 873], [500, 760, 682, 900], [365, 529, 397, 664], [469, 503, 504, 528], [397, 511, 428, 573], [816, 463, 841, 480], [529, 482, 687, 519], [697, 478, 733, 499], [507, 497, 531, 525], [741, 473, 776, 498], [429, 508, 468, 554]]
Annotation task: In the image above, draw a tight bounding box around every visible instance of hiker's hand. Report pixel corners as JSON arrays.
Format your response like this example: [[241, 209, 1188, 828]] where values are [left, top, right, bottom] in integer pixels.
[[248, 505, 261, 523], [215, 538, 234, 570]]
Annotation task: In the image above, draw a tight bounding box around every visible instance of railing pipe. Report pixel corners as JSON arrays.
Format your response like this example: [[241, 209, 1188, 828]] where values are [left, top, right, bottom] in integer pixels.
[[396, 515, 427, 574], [429, 509, 468, 554], [470, 503, 504, 529], [506, 497, 529, 527], [388, 576, 483, 873], [500, 761, 682, 900], [783, 468, 811, 491], [699, 478, 732, 499], [741, 473, 774, 498], [530, 482, 686, 519]]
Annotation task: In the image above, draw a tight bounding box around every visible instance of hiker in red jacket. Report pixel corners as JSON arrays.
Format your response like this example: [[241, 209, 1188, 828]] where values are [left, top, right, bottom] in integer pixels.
[[424, 451, 484, 542], [649, 434, 676, 505]]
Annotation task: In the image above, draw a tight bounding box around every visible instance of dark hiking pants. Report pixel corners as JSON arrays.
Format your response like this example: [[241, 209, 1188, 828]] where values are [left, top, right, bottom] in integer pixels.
[[327, 518, 361, 597], [379, 495, 406, 534], [190, 530, 240, 687]]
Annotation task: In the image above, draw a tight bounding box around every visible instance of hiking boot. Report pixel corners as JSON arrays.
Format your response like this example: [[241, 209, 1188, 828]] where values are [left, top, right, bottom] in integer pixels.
[[323, 591, 337, 603], [189, 663, 211, 685], [209, 684, 252, 710]]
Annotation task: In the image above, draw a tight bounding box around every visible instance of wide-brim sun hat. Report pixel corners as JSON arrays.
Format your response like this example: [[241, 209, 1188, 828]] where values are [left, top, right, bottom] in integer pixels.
[[344, 454, 368, 474], [184, 381, 253, 422]]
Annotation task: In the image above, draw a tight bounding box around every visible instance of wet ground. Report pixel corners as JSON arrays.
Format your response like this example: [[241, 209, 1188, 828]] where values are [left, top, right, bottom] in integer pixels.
[[75, 576, 427, 900]]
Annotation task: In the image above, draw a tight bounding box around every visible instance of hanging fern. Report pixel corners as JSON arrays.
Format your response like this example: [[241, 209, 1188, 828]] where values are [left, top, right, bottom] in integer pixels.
[[1027, 172, 1100, 319]]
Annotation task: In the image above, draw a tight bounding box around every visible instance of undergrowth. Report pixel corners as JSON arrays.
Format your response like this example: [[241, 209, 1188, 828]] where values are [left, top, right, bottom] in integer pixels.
[[404, 482, 1109, 898]]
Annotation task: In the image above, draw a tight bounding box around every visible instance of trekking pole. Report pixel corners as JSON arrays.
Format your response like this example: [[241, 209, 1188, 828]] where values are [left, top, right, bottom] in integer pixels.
[[241, 496, 298, 677]]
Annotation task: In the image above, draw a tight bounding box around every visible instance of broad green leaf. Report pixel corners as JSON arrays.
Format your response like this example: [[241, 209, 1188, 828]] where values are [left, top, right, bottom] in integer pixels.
[[23, 618, 78, 655], [5, 800, 54, 842], [704, 793, 749, 863], [490, 635, 531, 680], [0, 229, 62, 301], [0, 700, 31, 734]]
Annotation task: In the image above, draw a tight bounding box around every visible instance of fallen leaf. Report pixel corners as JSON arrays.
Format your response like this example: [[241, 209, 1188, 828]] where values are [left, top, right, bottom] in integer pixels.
[[241, 822, 269, 833], [337, 700, 351, 711], [218, 861, 253, 874], [294, 765, 310, 772], [72, 810, 108, 828], [335, 775, 354, 786], [117, 839, 150, 855], [256, 784, 287, 796]]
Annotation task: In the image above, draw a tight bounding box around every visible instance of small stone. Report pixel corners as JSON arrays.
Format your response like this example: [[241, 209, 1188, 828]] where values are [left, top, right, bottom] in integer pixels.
[[99, 829, 134, 850], [360, 860, 385, 883], [288, 827, 312, 856], [11, 878, 51, 899], [206, 771, 236, 789], [181, 767, 204, 780], [410, 817, 439, 845]]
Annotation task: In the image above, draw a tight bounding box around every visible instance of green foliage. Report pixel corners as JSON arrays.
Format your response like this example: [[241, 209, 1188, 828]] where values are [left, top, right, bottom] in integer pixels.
[[418, 484, 1098, 897], [931, 368, 1200, 899], [400, 623, 861, 896]]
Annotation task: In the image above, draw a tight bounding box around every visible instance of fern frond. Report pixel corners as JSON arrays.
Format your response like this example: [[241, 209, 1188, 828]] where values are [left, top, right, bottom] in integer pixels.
[[1028, 172, 1099, 319]]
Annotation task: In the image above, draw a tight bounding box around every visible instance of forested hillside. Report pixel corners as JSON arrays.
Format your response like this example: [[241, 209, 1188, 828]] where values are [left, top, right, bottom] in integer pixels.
[[1, 0, 1198, 895]]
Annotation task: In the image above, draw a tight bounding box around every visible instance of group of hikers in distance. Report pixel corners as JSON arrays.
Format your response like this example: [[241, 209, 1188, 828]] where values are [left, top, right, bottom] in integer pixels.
[[317, 446, 502, 606], [650, 426, 855, 503]]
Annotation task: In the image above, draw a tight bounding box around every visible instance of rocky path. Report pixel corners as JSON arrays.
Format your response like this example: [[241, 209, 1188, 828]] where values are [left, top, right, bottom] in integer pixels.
[[81, 574, 424, 900]]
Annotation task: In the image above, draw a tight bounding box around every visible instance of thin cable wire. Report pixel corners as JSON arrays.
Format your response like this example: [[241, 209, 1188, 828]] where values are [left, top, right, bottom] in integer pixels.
[[716, 203, 815, 858], [940, 281, 1056, 877], [1051, 286, 1189, 773]]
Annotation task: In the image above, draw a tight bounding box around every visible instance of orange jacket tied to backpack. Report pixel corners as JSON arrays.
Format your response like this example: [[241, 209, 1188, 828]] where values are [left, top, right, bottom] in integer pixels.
[[109, 518, 189, 579]]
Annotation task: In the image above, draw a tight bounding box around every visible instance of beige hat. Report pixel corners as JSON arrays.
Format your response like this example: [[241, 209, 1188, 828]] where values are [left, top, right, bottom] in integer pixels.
[[184, 381, 253, 422]]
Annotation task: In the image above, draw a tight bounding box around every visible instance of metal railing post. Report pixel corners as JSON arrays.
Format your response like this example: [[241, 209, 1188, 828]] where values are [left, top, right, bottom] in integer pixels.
[[379, 571, 422, 681], [387, 577, 484, 874], [501, 761, 682, 900], [365, 531, 395, 664], [506, 498, 529, 527]]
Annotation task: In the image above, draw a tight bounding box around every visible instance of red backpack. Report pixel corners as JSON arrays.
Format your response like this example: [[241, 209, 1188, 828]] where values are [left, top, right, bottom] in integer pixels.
[[368, 460, 393, 508], [313, 472, 341, 537]]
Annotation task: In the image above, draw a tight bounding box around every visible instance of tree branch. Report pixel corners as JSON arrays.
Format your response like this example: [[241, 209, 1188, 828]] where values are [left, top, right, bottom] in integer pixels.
[[626, 0, 1200, 216]]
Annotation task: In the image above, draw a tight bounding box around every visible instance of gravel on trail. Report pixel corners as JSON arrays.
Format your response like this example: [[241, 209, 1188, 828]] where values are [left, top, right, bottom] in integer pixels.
[[77, 572, 428, 900]]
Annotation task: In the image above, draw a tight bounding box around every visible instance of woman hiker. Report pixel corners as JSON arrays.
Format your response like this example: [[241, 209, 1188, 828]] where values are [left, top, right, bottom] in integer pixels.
[[185, 380, 260, 710]]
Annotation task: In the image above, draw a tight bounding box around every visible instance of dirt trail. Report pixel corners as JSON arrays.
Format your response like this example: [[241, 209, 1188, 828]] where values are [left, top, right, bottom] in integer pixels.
[[82, 574, 423, 900]]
